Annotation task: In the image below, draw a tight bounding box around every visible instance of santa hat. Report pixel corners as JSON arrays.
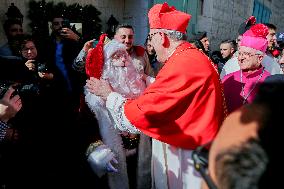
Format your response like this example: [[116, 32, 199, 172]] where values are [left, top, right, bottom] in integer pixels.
[[238, 16, 256, 35], [148, 2, 191, 34], [240, 23, 269, 53], [85, 34, 110, 78], [103, 40, 127, 61]]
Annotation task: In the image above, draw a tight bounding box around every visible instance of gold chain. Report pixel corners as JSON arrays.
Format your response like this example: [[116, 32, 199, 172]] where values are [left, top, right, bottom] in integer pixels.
[[85, 140, 104, 157]]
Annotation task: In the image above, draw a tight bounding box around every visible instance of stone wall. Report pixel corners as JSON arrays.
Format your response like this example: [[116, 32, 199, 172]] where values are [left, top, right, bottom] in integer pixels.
[[1, 0, 283, 49], [196, 0, 284, 51], [269, 0, 284, 32], [197, 0, 254, 50]]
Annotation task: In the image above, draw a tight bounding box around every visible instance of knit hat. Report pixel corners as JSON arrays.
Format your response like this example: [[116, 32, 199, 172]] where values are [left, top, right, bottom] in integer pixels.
[[148, 2, 191, 34], [240, 23, 269, 53]]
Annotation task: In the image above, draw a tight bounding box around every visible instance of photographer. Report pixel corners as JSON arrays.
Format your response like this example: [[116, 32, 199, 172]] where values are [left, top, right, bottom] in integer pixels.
[[44, 14, 83, 112], [19, 34, 54, 82], [0, 87, 22, 142], [37, 14, 84, 187]]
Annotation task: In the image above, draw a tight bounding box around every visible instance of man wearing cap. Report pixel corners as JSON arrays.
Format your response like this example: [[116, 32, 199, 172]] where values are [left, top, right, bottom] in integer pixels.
[[86, 2, 225, 189], [222, 24, 271, 113], [220, 17, 282, 79]]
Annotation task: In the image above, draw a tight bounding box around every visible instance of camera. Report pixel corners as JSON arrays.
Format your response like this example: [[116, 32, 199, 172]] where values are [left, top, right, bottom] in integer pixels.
[[37, 62, 48, 73], [0, 81, 40, 99]]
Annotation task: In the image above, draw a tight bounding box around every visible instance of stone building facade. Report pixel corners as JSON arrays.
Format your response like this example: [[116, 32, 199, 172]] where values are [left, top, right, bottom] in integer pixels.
[[197, 0, 284, 50], [0, 0, 284, 50]]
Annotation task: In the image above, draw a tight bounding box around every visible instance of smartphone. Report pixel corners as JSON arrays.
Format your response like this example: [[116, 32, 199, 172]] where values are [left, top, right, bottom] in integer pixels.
[[62, 19, 71, 28]]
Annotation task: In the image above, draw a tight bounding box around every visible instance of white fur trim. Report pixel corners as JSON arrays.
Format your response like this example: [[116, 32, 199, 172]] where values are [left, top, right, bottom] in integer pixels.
[[85, 89, 130, 189], [106, 92, 140, 134]]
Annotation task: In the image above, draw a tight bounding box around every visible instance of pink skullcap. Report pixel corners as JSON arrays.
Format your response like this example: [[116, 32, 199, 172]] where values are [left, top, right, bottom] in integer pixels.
[[240, 23, 269, 53]]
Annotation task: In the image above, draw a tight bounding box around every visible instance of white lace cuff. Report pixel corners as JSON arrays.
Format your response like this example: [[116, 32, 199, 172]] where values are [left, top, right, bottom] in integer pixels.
[[106, 92, 140, 134]]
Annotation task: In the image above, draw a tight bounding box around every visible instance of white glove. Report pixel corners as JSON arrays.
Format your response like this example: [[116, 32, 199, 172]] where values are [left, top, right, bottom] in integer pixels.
[[87, 144, 118, 177]]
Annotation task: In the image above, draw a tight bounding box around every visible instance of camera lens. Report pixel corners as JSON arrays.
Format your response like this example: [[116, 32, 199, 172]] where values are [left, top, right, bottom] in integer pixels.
[[37, 63, 48, 73]]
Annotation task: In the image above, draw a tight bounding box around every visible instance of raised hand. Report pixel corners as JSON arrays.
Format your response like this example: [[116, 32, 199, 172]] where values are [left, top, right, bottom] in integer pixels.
[[0, 87, 22, 123], [25, 60, 36, 71], [60, 27, 80, 41], [86, 77, 113, 100], [83, 39, 96, 52]]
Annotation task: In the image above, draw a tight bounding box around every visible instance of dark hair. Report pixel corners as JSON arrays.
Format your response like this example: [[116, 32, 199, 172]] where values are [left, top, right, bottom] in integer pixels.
[[189, 39, 206, 53], [238, 18, 255, 35], [213, 82, 283, 189], [210, 50, 223, 62], [194, 31, 207, 41], [263, 23, 277, 31], [3, 19, 22, 35], [215, 138, 268, 189], [220, 39, 237, 52], [18, 34, 36, 50], [115, 24, 134, 34]]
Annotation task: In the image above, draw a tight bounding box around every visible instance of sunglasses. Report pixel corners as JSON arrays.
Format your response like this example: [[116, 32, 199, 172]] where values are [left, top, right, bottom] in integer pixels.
[[192, 141, 218, 189]]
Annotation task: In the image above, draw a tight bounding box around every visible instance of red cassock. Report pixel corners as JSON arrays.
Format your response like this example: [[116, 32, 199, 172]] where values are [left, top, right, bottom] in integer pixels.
[[124, 42, 225, 150]]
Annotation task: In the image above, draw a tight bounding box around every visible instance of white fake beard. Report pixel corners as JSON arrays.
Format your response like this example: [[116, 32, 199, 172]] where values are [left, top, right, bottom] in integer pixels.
[[102, 59, 146, 99]]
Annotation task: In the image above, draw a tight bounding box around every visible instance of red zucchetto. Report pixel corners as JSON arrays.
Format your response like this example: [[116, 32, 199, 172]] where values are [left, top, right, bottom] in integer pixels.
[[148, 2, 191, 34]]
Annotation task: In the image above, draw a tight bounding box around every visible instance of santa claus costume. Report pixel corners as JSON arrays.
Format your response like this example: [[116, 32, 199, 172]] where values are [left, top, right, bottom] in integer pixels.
[[85, 35, 152, 189]]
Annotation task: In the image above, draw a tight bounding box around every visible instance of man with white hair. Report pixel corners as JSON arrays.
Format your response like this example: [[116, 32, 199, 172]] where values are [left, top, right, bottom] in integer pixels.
[[220, 17, 282, 79], [222, 24, 271, 113], [86, 3, 225, 189]]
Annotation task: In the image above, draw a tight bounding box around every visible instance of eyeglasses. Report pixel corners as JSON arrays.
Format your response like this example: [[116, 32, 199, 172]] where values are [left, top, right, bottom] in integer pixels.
[[22, 47, 36, 53], [192, 141, 218, 189], [147, 32, 161, 42], [238, 51, 259, 58]]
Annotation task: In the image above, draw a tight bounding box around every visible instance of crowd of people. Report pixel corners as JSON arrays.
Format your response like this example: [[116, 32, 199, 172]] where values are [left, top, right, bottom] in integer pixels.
[[0, 2, 283, 189]]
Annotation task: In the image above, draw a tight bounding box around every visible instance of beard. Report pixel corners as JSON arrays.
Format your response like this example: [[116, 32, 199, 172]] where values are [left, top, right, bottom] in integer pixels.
[[102, 59, 146, 99]]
